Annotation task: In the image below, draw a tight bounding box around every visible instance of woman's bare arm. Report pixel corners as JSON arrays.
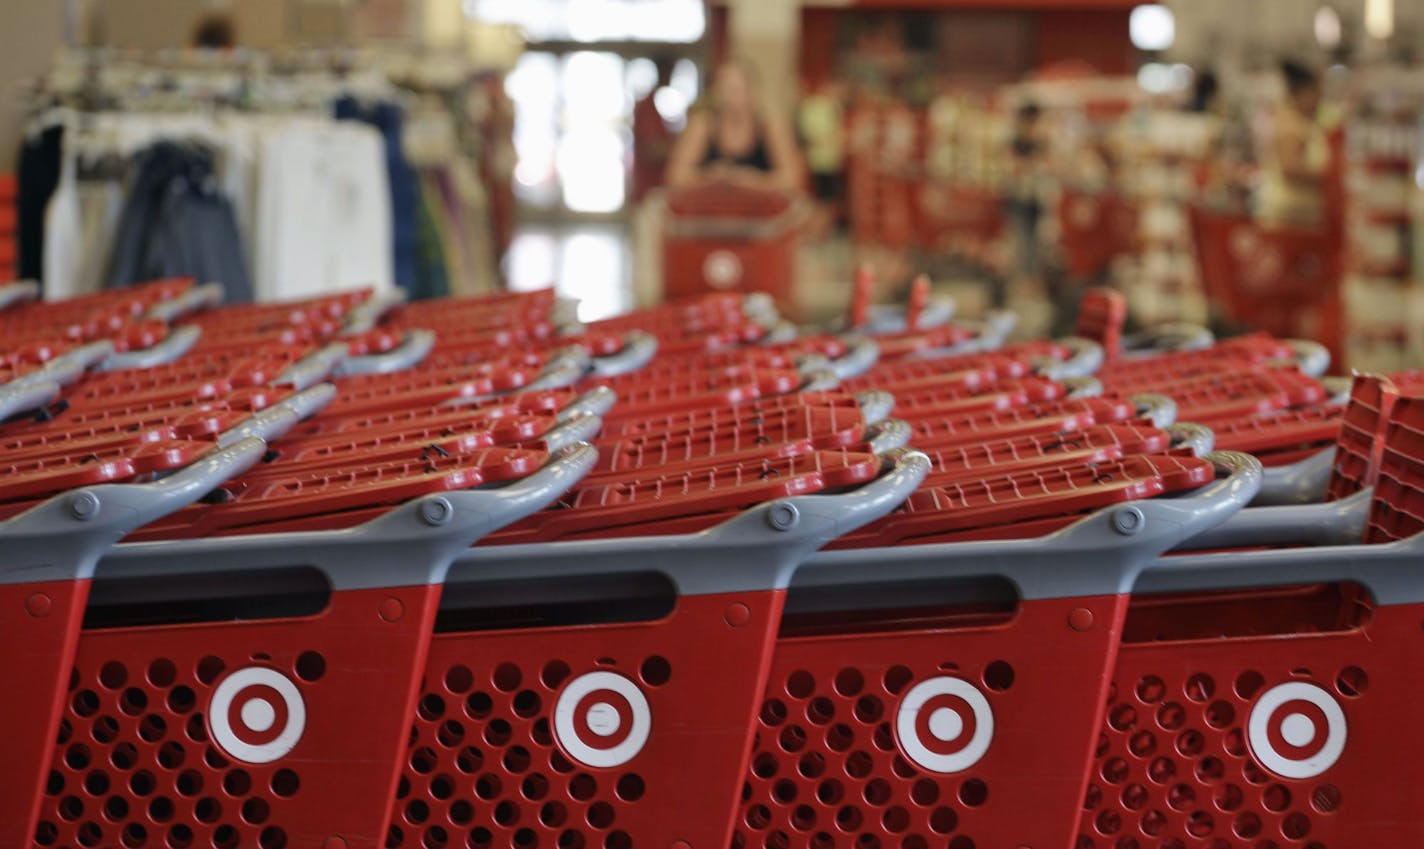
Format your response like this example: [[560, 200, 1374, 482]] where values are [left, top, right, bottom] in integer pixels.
[[665, 110, 713, 189]]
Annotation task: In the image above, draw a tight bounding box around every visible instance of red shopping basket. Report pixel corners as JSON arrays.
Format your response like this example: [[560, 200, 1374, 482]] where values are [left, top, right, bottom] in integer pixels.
[[1082, 397, 1424, 848], [737, 452, 1259, 849], [662, 186, 802, 308], [1060, 192, 1139, 283], [0, 439, 267, 849], [386, 450, 930, 849], [27, 446, 594, 849]]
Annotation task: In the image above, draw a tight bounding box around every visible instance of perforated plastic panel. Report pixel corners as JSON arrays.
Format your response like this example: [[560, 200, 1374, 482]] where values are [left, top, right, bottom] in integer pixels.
[[1325, 375, 1398, 502], [1365, 396, 1424, 544]]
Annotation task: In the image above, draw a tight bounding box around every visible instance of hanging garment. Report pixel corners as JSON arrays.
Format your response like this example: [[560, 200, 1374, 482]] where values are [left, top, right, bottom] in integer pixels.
[[41, 140, 81, 300], [334, 95, 417, 291], [411, 180, 451, 301], [253, 119, 394, 302], [106, 141, 253, 302], [16, 123, 64, 283]]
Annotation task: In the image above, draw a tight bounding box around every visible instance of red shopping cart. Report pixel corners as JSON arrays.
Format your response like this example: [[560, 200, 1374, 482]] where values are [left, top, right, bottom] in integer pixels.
[[24, 446, 596, 849], [662, 186, 804, 309], [1059, 191, 1139, 283], [1081, 395, 1424, 848]]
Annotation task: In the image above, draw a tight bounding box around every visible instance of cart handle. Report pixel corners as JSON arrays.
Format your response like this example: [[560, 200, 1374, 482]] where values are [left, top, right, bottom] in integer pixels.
[[819, 335, 880, 380], [1121, 322, 1215, 355], [1285, 339, 1331, 378], [1172, 486, 1370, 552], [1166, 422, 1215, 456], [334, 329, 435, 377], [539, 412, 604, 452], [144, 281, 224, 323], [0, 378, 61, 421], [866, 419, 913, 454], [440, 447, 933, 596], [556, 386, 618, 422], [1033, 336, 1105, 380], [523, 350, 591, 392], [0, 279, 41, 310], [340, 289, 406, 336], [587, 332, 658, 378], [16, 340, 115, 387], [856, 390, 895, 425], [1131, 393, 1179, 427], [96, 443, 599, 590], [274, 342, 348, 390], [1064, 376, 1104, 399], [1138, 517, 1424, 605], [217, 384, 337, 448], [1253, 446, 1333, 506], [861, 296, 957, 335], [794, 451, 1262, 601], [98, 325, 201, 372], [0, 437, 269, 583]]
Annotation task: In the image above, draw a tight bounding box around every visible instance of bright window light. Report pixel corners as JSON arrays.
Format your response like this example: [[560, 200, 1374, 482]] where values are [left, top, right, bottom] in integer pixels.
[[1130, 5, 1176, 52], [557, 127, 626, 213], [1315, 6, 1343, 49], [465, 0, 704, 43], [1365, 0, 1394, 40]]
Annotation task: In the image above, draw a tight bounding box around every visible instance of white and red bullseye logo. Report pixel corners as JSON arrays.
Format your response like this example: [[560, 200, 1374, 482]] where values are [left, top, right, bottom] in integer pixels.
[[895, 677, 994, 774], [208, 667, 306, 765], [702, 250, 744, 290], [1247, 682, 1347, 779], [554, 671, 651, 769]]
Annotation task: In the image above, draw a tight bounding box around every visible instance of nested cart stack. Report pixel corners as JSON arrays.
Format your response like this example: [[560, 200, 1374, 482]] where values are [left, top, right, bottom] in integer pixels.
[[2, 280, 1423, 849]]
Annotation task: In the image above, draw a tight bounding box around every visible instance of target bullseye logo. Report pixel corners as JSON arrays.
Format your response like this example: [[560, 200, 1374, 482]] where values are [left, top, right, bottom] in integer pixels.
[[1248, 682, 1347, 779], [208, 667, 306, 765], [703, 250, 743, 290], [554, 671, 651, 769], [895, 677, 994, 774]]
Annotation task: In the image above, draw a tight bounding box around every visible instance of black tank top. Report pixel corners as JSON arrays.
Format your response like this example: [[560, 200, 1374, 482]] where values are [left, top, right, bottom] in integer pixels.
[[703, 118, 773, 172]]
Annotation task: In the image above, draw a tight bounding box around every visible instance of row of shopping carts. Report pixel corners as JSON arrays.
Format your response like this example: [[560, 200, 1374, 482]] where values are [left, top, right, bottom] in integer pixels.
[[1, 279, 1422, 849]]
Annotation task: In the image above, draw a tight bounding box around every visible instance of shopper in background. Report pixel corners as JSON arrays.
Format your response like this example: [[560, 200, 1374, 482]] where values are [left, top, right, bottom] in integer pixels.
[[1003, 100, 1047, 307], [631, 59, 676, 205], [1258, 60, 1328, 225], [190, 14, 236, 49], [665, 61, 804, 194]]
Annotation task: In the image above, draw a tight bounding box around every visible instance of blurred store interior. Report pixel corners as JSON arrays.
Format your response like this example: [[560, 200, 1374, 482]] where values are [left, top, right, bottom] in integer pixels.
[[4, 0, 1424, 369]]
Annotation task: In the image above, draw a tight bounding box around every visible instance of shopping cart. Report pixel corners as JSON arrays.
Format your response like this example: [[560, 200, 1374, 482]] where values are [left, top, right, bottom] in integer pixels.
[[662, 186, 805, 308], [386, 449, 930, 849], [0, 438, 268, 849], [1059, 191, 1139, 284], [737, 451, 1260, 849], [1080, 395, 1424, 848], [24, 444, 597, 849]]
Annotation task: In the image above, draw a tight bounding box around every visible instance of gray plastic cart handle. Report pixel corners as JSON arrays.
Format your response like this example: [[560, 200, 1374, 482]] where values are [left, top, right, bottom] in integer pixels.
[[340, 290, 407, 335], [1286, 339, 1331, 378], [1064, 376, 1104, 399], [866, 419, 912, 454], [17, 341, 115, 387], [1131, 393, 1179, 427], [1034, 337, 1105, 380], [1173, 487, 1370, 552], [555, 387, 618, 422], [1253, 446, 1333, 506], [856, 390, 894, 425], [0, 378, 60, 420], [823, 335, 880, 380], [862, 296, 957, 334], [0, 437, 268, 584], [523, 353, 589, 392], [98, 325, 201, 371], [1138, 515, 1424, 606], [742, 292, 780, 325], [795, 451, 1262, 601], [443, 448, 933, 596], [761, 320, 800, 345], [540, 413, 604, 452], [1166, 422, 1215, 456], [801, 368, 840, 393], [274, 342, 348, 390], [217, 384, 337, 448], [587, 332, 658, 378], [1122, 323, 1214, 354], [0, 279, 41, 310], [144, 282, 224, 322], [94, 443, 599, 591], [333, 329, 436, 377]]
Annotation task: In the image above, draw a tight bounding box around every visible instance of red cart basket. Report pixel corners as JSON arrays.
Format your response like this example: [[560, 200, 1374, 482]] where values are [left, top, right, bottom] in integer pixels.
[[663, 186, 804, 309], [24, 445, 595, 849]]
